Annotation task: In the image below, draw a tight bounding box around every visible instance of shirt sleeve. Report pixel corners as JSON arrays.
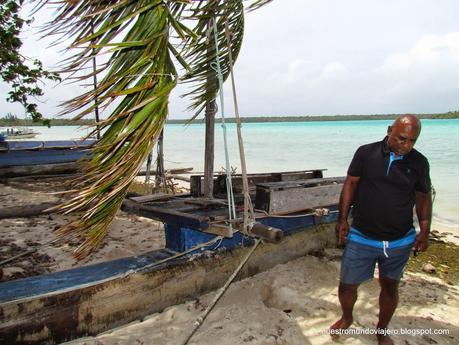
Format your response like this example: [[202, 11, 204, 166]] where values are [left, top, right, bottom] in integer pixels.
[[347, 146, 365, 177], [415, 158, 431, 193]]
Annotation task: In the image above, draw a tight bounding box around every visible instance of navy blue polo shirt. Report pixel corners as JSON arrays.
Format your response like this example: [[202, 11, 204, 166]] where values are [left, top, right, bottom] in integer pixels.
[[348, 137, 431, 241]]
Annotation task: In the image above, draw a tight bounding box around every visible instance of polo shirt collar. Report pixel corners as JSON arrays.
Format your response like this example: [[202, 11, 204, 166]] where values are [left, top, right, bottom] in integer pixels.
[[382, 136, 391, 155]]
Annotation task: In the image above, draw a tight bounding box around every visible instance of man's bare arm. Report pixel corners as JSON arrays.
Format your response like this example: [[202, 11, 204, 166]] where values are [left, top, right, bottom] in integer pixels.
[[414, 190, 432, 252], [336, 175, 360, 245]]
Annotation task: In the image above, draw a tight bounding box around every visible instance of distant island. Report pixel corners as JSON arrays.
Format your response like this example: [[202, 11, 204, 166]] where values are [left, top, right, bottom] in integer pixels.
[[166, 112, 459, 124], [1, 111, 458, 126]]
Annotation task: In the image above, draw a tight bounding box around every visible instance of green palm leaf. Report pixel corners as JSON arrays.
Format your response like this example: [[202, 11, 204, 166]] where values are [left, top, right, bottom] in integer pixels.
[[40, 0, 183, 258], [37, 0, 272, 258], [247, 0, 275, 11], [180, 0, 245, 118]]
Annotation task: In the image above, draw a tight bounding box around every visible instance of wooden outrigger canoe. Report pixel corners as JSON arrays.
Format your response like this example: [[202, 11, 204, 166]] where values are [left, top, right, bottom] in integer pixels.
[[0, 140, 95, 178], [0, 169, 343, 345]]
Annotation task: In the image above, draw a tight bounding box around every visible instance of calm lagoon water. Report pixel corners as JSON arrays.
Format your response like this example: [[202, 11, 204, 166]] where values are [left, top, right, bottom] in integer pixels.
[[25, 119, 459, 230]]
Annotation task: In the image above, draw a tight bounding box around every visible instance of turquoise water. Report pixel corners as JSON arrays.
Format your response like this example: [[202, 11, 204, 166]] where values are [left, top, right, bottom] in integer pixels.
[[24, 119, 459, 229]]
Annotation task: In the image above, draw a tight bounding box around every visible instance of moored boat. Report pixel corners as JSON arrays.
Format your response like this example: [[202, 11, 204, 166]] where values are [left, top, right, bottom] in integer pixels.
[[0, 127, 39, 139], [0, 139, 96, 178]]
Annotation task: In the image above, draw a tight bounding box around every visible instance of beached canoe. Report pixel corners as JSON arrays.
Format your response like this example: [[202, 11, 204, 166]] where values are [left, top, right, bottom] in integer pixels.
[[0, 171, 343, 344], [0, 140, 95, 178]]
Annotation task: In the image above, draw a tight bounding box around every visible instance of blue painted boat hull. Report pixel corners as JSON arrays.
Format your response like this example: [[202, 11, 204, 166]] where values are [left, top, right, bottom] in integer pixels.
[[0, 140, 96, 177], [0, 140, 95, 167]]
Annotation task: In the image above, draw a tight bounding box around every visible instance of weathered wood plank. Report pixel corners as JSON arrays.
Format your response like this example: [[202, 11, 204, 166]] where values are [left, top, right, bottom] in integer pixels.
[[216, 170, 327, 194], [0, 201, 59, 219], [137, 167, 193, 177], [206, 223, 234, 237], [130, 193, 173, 203], [130, 193, 190, 204], [255, 178, 344, 215], [0, 162, 81, 178], [121, 199, 208, 229], [204, 100, 217, 198], [183, 198, 227, 207], [190, 170, 326, 197], [256, 176, 344, 190]]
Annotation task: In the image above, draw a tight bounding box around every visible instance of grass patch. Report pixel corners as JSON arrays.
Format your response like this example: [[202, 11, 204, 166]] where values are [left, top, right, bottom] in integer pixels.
[[406, 240, 459, 285]]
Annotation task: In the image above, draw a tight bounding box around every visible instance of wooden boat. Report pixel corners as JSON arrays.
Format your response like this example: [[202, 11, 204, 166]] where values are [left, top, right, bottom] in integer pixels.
[[0, 169, 343, 345], [0, 127, 38, 139], [0, 139, 95, 178]]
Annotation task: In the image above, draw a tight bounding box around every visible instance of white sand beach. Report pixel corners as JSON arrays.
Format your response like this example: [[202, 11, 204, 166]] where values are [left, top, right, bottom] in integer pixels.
[[0, 182, 165, 280], [65, 253, 459, 345], [1, 181, 458, 345]]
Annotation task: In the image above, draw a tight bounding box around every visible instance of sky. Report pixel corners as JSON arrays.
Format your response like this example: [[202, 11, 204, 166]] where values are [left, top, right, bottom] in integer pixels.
[[2, 0, 459, 120]]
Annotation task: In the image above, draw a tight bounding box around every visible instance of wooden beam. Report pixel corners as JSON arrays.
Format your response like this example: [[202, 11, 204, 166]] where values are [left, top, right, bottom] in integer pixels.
[[0, 162, 80, 178], [137, 167, 193, 177], [0, 201, 59, 219], [130, 193, 172, 203], [206, 223, 234, 237], [204, 100, 216, 198], [121, 199, 208, 229]]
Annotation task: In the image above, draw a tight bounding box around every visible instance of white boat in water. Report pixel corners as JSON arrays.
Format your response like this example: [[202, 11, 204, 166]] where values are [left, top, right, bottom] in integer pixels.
[[0, 127, 39, 139]]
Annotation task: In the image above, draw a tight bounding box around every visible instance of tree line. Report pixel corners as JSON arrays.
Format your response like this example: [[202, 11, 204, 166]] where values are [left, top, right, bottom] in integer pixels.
[[2, 111, 458, 127]]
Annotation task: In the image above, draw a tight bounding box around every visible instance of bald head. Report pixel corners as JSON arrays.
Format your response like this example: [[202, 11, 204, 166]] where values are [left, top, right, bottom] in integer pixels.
[[392, 114, 421, 132], [387, 114, 422, 156]]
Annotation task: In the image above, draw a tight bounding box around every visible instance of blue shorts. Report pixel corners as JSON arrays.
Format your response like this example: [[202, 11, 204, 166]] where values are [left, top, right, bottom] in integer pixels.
[[340, 238, 413, 285]]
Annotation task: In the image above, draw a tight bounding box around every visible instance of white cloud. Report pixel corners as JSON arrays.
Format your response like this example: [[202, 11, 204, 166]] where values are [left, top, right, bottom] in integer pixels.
[[382, 33, 459, 70], [319, 62, 348, 80], [4, 1, 459, 119]]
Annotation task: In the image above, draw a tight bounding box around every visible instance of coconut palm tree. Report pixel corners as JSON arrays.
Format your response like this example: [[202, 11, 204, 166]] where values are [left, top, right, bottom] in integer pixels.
[[38, 0, 274, 258]]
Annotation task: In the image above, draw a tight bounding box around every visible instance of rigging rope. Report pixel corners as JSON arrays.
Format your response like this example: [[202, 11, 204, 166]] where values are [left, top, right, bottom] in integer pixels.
[[179, 16, 263, 345], [180, 238, 261, 345], [211, 17, 236, 222], [223, 19, 256, 233]]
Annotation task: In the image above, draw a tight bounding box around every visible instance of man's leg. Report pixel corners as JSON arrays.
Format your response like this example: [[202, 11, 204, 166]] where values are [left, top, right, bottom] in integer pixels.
[[377, 244, 412, 345], [330, 282, 359, 336], [376, 276, 399, 345], [330, 241, 376, 338]]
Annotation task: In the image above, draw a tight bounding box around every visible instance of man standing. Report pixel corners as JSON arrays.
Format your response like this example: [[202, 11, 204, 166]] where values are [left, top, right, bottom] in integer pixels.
[[330, 114, 432, 345]]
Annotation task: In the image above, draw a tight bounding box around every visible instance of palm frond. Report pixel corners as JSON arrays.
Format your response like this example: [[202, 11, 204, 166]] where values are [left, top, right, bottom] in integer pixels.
[[38, 0, 253, 259], [246, 0, 275, 12], [180, 0, 245, 118], [41, 0, 185, 258]]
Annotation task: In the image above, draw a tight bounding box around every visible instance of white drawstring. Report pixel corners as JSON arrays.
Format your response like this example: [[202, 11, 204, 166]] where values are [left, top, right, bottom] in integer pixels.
[[383, 241, 389, 258]]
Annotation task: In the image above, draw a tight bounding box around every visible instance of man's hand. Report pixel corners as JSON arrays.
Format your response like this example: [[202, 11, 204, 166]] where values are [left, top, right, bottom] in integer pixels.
[[335, 175, 360, 247], [414, 190, 432, 254], [335, 220, 350, 246], [413, 232, 429, 253]]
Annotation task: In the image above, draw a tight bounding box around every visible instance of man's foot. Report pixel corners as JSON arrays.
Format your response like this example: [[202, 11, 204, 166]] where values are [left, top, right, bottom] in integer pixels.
[[329, 317, 353, 340], [377, 334, 394, 345]]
